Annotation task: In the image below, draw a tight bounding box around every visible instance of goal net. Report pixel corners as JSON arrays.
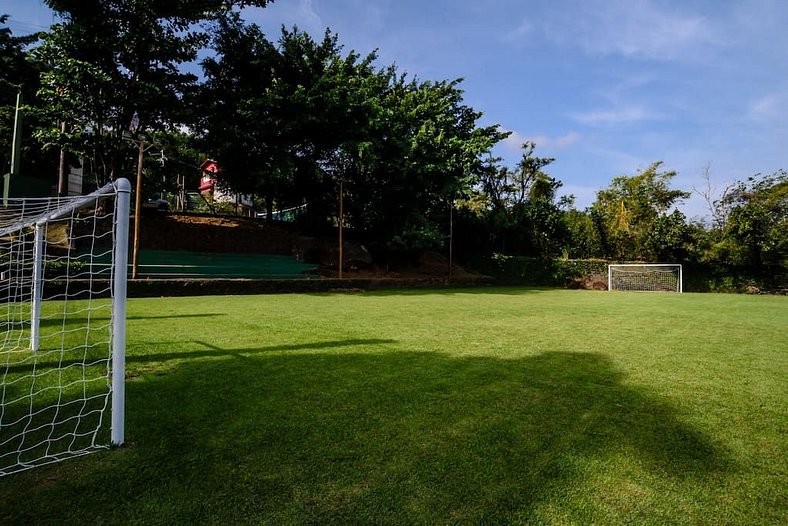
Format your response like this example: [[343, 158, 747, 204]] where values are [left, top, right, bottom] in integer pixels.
[[608, 264, 683, 293], [0, 179, 130, 476]]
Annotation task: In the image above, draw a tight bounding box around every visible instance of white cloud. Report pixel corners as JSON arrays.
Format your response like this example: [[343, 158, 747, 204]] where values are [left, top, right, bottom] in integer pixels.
[[554, 131, 582, 147], [547, 0, 718, 61], [502, 131, 531, 152], [562, 184, 599, 209], [504, 19, 533, 43], [748, 90, 788, 121], [571, 105, 666, 126], [243, 0, 324, 36], [502, 130, 582, 152]]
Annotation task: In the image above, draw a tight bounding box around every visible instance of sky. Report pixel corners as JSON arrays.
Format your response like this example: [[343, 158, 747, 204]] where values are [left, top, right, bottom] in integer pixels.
[[4, 0, 788, 218]]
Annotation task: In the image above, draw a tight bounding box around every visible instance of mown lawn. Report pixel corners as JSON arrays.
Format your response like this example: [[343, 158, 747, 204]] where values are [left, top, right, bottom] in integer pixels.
[[1, 288, 786, 524]]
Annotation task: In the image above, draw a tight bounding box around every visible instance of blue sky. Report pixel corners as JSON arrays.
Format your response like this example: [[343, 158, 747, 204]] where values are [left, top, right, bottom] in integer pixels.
[[5, 0, 787, 218]]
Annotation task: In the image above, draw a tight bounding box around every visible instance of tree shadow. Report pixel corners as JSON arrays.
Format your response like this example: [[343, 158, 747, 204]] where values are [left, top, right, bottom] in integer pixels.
[[1, 349, 734, 524], [345, 286, 551, 297], [1, 339, 397, 374], [35, 311, 227, 329]]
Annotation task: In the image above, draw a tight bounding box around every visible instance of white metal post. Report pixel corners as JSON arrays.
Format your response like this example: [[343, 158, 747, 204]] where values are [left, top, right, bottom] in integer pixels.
[[678, 264, 683, 294], [608, 265, 612, 291], [30, 223, 44, 351], [111, 178, 131, 446]]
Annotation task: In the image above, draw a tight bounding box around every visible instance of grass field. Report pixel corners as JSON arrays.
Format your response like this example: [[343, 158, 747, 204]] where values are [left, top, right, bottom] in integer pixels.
[[1, 288, 786, 524]]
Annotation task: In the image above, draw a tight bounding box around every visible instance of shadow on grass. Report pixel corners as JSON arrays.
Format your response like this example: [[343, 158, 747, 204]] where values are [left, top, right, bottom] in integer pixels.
[[35, 312, 227, 328], [126, 338, 399, 363], [2, 339, 397, 375], [1, 349, 733, 525], [326, 286, 553, 297]]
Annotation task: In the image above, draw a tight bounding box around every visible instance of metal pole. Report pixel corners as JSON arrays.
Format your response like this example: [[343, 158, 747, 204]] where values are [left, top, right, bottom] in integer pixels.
[[111, 178, 131, 446], [338, 181, 343, 279], [30, 223, 44, 351], [57, 121, 68, 196], [608, 264, 612, 291], [4, 91, 23, 205], [679, 264, 683, 294], [448, 201, 453, 279], [131, 138, 145, 279]]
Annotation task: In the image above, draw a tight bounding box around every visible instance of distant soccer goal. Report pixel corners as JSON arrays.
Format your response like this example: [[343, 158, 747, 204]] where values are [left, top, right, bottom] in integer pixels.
[[0, 179, 130, 476], [608, 264, 683, 293]]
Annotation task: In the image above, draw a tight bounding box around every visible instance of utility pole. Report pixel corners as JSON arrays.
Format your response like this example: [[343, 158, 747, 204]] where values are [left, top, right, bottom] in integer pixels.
[[130, 135, 154, 279], [4, 91, 23, 205], [448, 200, 453, 279], [57, 121, 68, 196], [338, 180, 344, 279]]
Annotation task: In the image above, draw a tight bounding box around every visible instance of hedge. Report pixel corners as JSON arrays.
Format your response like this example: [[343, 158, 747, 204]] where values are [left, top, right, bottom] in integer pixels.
[[474, 255, 787, 293]]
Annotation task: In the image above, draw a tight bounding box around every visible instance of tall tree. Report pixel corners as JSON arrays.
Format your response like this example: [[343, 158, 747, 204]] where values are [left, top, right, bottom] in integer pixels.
[[0, 15, 52, 183], [472, 142, 563, 256], [33, 1, 272, 188], [201, 18, 388, 223], [712, 170, 787, 267], [201, 17, 507, 255], [591, 161, 690, 260]]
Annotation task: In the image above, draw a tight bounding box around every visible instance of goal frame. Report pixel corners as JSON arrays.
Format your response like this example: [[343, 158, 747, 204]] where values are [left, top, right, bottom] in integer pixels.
[[608, 263, 683, 293], [0, 178, 130, 476]]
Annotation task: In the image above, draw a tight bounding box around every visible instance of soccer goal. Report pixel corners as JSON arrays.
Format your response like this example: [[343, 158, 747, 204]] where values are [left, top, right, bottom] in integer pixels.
[[608, 264, 683, 293], [0, 178, 130, 476]]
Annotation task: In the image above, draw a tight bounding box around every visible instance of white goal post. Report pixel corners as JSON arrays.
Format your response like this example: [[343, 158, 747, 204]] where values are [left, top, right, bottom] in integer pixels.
[[0, 178, 130, 476], [608, 263, 683, 293]]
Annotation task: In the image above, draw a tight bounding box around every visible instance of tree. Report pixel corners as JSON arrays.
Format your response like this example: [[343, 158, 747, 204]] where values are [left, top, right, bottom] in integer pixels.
[[200, 18, 388, 223], [201, 16, 507, 256], [644, 209, 693, 262], [713, 171, 787, 267], [563, 208, 602, 259], [32, 1, 272, 189], [591, 161, 690, 260], [0, 15, 55, 186], [343, 75, 507, 257], [471, 142, 566, 257]]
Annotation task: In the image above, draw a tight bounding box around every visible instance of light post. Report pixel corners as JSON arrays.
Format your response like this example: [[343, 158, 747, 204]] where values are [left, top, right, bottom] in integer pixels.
[[338, 180, 344, 279], [3, 91, 23, 205], [123, 125, 155, 279]]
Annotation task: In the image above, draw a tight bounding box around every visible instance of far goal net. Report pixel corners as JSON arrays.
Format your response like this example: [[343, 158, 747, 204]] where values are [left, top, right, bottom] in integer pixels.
[[0, 179, 130, 476], [608, 264, 683, 293]]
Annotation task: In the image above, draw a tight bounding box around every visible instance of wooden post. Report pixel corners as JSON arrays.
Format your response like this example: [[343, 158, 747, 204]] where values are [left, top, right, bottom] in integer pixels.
[[131, 137, 145, 279], [338, 180, 344, 279], [57, 121, 68, 196], [448, 201, 453, 279]]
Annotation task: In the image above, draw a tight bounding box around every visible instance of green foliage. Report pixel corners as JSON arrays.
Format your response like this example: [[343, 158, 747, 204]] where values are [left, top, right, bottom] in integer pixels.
[[562, 208, 602, 259], [2, 3, 785, 281], [471, 143, 569, 257], [591, 161, 690, 260], [200, 16, 506, 254], [479, 256, 609, 286], [0, 15, 56, 183], [714, 171, 787, 267], [32, 1, 271, 188]]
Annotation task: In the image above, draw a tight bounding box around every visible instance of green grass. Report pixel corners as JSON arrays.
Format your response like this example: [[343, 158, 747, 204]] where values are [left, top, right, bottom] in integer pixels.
[[1, 288, 786, 524]]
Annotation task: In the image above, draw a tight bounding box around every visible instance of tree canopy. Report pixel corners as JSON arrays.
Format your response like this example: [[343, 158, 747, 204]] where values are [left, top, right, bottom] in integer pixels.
[[199, 14, 506, 253], [0, 3, 785, 275]]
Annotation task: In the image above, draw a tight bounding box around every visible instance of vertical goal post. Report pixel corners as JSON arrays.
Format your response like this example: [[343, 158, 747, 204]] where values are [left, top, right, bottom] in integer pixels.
[[0, 178, 130, 477], [608, 263, 683, 293]]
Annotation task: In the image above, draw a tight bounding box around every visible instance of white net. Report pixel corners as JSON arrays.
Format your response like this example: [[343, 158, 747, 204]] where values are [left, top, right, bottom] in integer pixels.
[[0, 181, 129, 476], [608, 264, 682, 293]]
